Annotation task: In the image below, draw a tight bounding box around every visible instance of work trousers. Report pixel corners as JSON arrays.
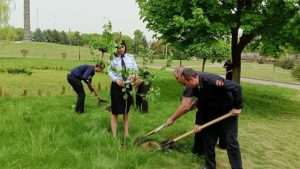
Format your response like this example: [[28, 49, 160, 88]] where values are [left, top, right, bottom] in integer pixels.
[[67, 74, 85, 113], [203, 117, 242, 169]]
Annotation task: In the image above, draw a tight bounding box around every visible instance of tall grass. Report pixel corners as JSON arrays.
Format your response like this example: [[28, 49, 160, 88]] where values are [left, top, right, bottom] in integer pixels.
[[0, 57, 299, 169]]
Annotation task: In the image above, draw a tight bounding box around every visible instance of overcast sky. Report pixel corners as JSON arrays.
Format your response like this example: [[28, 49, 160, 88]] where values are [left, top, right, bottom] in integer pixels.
[[9, 0, 155, 40]]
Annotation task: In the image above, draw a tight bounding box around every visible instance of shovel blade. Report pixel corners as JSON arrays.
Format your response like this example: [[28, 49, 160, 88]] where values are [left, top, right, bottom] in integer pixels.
[[159, 140, 175, 150]]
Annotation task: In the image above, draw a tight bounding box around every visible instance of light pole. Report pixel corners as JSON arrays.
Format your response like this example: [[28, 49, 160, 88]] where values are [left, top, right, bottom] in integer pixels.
[[78, 32, 81, 61]]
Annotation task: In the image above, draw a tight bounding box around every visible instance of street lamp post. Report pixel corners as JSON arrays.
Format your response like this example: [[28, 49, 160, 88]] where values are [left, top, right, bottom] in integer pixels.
[[78, 32, 81, 61], [78, 45, 81, 61]]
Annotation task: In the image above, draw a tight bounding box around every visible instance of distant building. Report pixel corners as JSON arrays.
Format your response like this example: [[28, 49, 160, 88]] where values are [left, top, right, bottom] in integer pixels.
[[24, 0, 31, 40]]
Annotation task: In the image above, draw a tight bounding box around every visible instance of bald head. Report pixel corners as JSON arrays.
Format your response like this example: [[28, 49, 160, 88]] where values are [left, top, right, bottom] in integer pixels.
[[173, 67, 185, 79], [173, 67, 186, 84]]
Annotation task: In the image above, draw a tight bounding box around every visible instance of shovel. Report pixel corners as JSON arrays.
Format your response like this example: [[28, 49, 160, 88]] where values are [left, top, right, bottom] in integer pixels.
[[160, 112, 233, 150], [135, 99, 198, 145], [87, 81, 108, 104], [92, 89, 108, 104], [134, 123, 167, 145]]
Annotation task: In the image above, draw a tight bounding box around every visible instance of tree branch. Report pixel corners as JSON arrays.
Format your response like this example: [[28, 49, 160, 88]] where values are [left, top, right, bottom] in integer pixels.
[[237, 32, 255, 53]]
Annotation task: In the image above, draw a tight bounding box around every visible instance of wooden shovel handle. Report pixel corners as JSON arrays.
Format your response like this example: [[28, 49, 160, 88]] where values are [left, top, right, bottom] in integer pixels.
[[173, 112, 233, 142], [146, 123, 167, 137]]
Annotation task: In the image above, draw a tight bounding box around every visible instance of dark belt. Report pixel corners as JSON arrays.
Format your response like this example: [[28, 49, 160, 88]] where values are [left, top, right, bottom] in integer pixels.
[[68, 73, 80, 79]]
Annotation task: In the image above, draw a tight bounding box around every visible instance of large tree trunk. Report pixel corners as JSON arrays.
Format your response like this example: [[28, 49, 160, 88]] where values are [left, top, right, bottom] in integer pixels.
[[231, 28, 241, 84], [101, 52, 104, 58], [201, 59, 206, 72], [231, 28, 254, 84]]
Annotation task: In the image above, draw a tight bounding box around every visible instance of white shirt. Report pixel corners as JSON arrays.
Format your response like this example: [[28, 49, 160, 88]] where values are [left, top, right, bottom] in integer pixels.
[[108, 53, 138, 83]]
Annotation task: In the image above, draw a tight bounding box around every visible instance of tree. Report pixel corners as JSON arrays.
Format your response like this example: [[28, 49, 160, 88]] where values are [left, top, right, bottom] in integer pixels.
[[150, 40, 165, 59], [185, 40, 230, 72], [133, 29, 147, 54], [32, 28, 45, 42], [0, 27, 15, 41], [89, 21, 116, 60], [259, 40, 286, 84], [14, 28, 24, 41], [90, 36, 109, 58], [59, 31, 70, 45], [51, 30, 60, 44], [81, 33, 99, 45], [0, 0, 13, 41], [43, 29, 53, 43], [68, 31, 81, 46], [137, 0, 300, 83]]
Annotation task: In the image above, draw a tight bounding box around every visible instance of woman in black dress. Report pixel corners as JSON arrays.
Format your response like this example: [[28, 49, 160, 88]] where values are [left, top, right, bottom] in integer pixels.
[[108, 41, 138, 138]]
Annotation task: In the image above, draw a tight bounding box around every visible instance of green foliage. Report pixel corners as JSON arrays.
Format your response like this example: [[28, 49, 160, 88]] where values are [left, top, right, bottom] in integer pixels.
[[150, 40, 165, 59], [51, 30, 61, 44], [89, 36, 109, 59], [0, 0, 12, 28], [59, 31, 70, 45], [292, 64, 300, 80], [137, 0, 300, 81], [14, 27, 24, 41], [43, 29, 53, 43], [68, 31, 82, 46], [32, 28, 46, 42], [6, 67, 32, 75], [0, 26, 15, 41], [257, 58, 264, 64], [184, 40, 230, 71], [138, 46, 155, 66], [133, 30, 147, 54], [276, 59, 295, 70]]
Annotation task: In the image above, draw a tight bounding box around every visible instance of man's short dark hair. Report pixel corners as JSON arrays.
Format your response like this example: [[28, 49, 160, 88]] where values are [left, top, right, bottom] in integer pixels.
[[95, 60, 105, 69], [182, 68, 198, 80]]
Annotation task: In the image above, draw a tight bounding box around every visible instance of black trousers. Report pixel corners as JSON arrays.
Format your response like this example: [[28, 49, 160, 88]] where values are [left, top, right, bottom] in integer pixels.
[[194, 112, 227, 156], [226, 72, 233, 80], [136, 82, 150, 113], [67, 74, 85, 113], [203, 117, 242, 169]]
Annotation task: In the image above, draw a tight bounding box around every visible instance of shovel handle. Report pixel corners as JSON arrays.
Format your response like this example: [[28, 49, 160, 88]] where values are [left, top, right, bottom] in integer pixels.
[[145, 123, 167, 137], [173, 112, 233, 142]]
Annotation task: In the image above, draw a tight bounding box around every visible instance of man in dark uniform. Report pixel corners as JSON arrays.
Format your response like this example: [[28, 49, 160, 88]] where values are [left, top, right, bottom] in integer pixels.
[[173, 67, 225, 156], [167, 68, 243, 169], [223, 59, 233, 80], [67, 62, 105, 113]]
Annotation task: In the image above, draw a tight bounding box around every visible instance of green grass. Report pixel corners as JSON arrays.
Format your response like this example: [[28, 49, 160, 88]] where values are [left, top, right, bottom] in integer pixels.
[[1, 41, 300, 84], [142, 60, 300, 84], [0, 57, 300, 169], [0, 41, 97, 60]]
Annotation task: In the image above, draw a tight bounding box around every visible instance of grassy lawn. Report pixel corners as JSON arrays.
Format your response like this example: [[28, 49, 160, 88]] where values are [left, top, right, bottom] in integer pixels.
[[0, 57, 300, 169], [0, 41, 95, 60], [1, 41, 299, 84]]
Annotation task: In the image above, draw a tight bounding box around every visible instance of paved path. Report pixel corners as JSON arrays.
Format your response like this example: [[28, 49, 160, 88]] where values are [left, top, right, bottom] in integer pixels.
[[139, 64, 300, 90]]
